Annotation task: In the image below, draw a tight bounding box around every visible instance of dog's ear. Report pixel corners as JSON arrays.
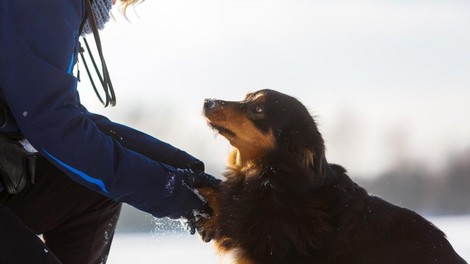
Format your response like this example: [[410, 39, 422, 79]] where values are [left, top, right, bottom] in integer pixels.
[[279, 117, 326, 177], [264, 90, 327, 178], [299, 122, 326, 177]]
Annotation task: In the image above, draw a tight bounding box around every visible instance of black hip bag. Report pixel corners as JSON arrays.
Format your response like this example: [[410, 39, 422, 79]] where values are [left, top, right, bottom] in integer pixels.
[[0, 91, 36, 194], [0, 90, 20, 136]]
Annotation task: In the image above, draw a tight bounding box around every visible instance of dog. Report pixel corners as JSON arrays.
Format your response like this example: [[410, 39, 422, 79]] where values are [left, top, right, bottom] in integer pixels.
[[197, 89, 466, 264]]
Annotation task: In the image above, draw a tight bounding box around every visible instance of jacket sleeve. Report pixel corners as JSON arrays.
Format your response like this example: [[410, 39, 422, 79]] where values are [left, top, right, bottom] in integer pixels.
[[86, 111, 205, 172], [0, 0, 206, 218]]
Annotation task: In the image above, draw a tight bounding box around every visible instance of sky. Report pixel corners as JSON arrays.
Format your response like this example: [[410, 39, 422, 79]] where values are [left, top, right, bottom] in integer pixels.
[[79, 0, 470, 178]]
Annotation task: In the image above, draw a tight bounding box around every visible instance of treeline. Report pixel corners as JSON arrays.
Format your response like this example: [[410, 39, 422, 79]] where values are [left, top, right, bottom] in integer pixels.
[[116, 148, 470, 232], [357, 148, 470, 215]]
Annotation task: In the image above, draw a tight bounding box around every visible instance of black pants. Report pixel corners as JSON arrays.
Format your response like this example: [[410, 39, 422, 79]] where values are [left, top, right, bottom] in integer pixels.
[[0, 157, 122, 264]]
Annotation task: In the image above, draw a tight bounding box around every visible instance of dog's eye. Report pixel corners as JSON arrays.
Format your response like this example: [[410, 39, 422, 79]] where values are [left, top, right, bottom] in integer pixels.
[[254, 105, 264, 113], [248, 104, 265, 120]]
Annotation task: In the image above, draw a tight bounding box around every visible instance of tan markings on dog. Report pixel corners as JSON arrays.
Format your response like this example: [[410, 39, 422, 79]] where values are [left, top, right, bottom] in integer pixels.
[[220, 108, 275, 161], [224, 149, 263, 180], [205, 98, 275, 164], [251, 92, 266, 102], [227, 149, 239, 168], [231, 249, 256, 264], [303, 148, 315, 168], [196, 187, 220, 242], [197, 188, 253, 264], [224, 149, 242, 180]]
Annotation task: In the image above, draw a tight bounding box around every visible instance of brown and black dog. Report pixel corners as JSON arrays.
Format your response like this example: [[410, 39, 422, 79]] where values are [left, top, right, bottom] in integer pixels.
[[197, 89, 466, 264]]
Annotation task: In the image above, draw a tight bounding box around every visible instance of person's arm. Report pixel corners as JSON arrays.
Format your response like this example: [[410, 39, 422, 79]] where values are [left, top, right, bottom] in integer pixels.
[[0, 0, 212, 218], [86, 111, 205, 172]]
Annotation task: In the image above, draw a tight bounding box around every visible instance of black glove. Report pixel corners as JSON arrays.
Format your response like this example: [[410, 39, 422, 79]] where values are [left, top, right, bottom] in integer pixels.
[[178, 171, 221, 236], [184, 171, 222, 190]]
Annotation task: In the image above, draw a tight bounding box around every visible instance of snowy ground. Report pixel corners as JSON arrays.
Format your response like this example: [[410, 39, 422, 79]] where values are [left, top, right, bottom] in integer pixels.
[[107, 215, 470, 263]]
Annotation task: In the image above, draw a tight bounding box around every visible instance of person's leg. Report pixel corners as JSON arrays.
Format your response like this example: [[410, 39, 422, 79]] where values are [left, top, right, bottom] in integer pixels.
[[0, 206, 61, 264], [42, 196, 121, 264], [0, 156, 122, 264]]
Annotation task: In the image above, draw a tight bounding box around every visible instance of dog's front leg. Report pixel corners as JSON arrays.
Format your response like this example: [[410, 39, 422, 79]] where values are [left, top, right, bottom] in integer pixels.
[[196, 187, 221, 242]]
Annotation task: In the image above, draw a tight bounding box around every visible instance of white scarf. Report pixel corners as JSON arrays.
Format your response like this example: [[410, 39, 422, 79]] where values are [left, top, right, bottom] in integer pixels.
[[81, 0, 113, 36]]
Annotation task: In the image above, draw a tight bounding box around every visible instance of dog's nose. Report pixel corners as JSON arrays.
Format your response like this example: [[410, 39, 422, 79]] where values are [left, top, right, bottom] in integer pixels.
[[204, 99, 222, 110]]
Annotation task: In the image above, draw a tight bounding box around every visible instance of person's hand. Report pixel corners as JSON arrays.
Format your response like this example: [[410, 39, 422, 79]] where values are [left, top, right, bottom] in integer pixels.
[[167, 170, 221, 240], [180, 172, 221, 236], [179, 206, 210, 236], [184, 171, 222, 190]]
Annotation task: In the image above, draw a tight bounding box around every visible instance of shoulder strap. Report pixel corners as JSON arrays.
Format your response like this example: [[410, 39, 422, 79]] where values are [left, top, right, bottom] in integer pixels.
[[80, 0, 116, 107]]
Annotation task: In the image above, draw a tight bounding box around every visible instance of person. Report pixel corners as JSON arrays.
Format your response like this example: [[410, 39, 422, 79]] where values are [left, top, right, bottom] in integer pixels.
[[0, 0, 220, 263]]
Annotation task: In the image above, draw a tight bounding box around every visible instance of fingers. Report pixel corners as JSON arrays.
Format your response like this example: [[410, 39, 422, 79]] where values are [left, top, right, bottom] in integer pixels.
[[181, 217, 196, 235], [182, 209, 215, 242], [192, 172, 222, 190], [197, 223, 215, 243], [189, 223, 196, 235], [195, 215, 214, 243], [180, 172, 221, 242]]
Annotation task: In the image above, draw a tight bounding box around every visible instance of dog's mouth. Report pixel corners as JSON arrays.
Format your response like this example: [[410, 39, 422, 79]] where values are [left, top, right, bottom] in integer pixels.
[[208, 123, 236, 138]]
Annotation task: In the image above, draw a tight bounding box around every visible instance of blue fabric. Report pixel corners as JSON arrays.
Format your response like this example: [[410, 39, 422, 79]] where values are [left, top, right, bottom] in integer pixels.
[[0, 0, 205, 217], [43, 149, 110, 194]]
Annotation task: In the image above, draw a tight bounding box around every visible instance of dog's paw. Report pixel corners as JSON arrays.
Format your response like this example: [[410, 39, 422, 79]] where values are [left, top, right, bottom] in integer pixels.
[[196, 216, 216, 242], [196, 187, 221, 242]]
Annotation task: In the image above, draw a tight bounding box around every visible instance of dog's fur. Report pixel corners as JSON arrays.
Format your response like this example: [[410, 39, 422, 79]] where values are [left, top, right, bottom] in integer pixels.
[[198, 89, 466, 264]]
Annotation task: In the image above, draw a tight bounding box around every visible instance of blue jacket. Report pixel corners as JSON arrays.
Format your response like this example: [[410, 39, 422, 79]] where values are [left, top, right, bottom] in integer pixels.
[[0, 0, 207, 218]]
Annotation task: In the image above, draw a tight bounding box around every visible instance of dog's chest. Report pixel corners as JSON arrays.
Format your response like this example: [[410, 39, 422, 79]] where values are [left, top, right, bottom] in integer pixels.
[[218, 183, 332, 261]]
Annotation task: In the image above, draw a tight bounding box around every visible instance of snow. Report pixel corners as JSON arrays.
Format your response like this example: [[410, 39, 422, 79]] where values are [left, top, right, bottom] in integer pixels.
[[107, 233, 216, 264], [107, 215, 470, 263], [164, 173, 176, 196]]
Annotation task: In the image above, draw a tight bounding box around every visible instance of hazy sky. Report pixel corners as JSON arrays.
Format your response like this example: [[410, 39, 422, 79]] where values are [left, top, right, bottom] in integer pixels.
[[79, 0, 470, 178]]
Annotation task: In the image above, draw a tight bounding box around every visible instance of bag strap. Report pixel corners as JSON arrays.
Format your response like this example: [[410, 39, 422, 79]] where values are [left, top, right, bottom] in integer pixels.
[[79, 0, 117, 107]]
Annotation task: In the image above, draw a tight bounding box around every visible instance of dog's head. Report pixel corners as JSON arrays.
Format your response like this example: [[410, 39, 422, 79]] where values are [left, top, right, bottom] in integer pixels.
[[203, 89, 326, 178]]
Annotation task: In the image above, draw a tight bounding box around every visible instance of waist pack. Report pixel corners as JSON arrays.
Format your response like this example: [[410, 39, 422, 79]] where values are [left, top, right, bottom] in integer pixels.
[[0, 89, 21, 136], [0, 135, 37, 194]]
